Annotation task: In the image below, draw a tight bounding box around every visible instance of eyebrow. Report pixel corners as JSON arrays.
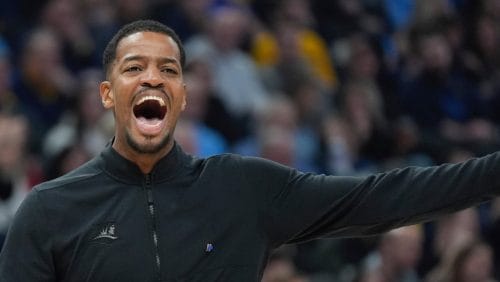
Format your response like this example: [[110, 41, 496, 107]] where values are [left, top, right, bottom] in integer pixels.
[[121, 55, 180, 65]]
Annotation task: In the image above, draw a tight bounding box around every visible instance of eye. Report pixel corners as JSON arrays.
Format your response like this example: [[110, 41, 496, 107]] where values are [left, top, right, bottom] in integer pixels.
[[161, 67, 179, 75], [125, 66, 142, 72]]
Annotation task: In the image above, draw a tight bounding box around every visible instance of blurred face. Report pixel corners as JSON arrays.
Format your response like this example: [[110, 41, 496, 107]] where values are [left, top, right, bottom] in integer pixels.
[[477, 16, 497, 54], [210, 7, 248, 51], [420, 34, 452, 71], [23, 30, 62, 80], [383, 226, 423, 270], [459, 245, 493, 282], [100, 31, 186, 157], [0, 115, 28, 174], [349, 41, 379, 79]]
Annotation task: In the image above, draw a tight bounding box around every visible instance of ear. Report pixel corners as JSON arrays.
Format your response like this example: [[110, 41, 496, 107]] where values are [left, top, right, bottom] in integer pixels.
[[100, 81, 114, 109], [181, 83, 187, 111]]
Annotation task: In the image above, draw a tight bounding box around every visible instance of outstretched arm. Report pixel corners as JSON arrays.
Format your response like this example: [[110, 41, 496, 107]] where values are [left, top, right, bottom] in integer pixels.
[[240, 152, 500, 247]]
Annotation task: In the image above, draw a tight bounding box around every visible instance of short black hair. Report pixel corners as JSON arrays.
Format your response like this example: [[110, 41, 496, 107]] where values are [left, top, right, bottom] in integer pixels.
[[102, 19, 185, 78]]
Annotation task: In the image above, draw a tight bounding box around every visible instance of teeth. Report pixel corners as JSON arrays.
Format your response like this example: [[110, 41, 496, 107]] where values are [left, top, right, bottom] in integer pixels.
[[136, 96, 165, 106]]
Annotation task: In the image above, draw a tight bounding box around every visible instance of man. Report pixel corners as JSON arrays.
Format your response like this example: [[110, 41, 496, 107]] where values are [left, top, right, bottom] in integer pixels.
[[0, 19, 500, 281], [359, 225, 423, 282]]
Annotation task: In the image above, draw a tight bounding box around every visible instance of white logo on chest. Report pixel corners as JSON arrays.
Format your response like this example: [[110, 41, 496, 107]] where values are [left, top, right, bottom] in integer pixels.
[[93, 224, 118, 240]]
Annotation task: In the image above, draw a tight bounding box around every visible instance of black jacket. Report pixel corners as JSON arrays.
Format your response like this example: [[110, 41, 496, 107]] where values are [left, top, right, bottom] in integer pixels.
[[1, 144, 500, 281]]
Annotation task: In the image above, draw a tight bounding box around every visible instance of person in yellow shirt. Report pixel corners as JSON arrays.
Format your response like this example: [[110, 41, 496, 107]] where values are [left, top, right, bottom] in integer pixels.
[[250, 0, 338, 90]]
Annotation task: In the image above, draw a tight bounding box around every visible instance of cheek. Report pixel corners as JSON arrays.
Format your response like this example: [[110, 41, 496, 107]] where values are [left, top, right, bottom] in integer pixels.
[[112, 82, 134, 112], [172, 86, 187, 111], [112, 97, 131, 124]]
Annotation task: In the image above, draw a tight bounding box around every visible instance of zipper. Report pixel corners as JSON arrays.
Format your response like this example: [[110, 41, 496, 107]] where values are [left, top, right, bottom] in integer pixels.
[[144, 173, 161, 280]]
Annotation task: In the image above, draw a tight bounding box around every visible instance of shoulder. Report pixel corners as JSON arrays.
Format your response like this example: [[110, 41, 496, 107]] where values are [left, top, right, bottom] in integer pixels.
[[202, 153, 275, 167], [196, 153, 242, 169], [33, 157, 103, 193], [202, 153, 295, 181]]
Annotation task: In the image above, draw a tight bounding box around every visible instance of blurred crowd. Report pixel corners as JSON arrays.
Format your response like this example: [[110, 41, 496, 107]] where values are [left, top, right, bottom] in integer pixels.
[[1, 0, 500, 281]]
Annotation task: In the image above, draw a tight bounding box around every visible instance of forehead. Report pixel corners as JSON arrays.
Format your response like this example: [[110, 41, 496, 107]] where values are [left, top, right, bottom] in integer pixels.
[[115, 31, 180, 62]]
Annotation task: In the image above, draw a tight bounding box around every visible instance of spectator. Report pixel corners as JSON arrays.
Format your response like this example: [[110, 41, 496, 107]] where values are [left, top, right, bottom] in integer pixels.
[[262, 245, 311, 282], [463, 12, 500, 126], [341, 34, 402, 120], [115, 0, 150, 25], [425, 240, 497, 282], [422, 208, 482, 280], [411, 0, 455, 27], [183, 59, 248, 145], [184, 4, 270, 122], [398, 26, 494, 154], [358, 225, 424, 282], [309, 0, 386, 42], [233, 95, 318, 171], [0, 114, 39, 247], [322, 80, 393, 175], [174, 71, 228, 158], [262, 255, 310, 282], [82, 0, 121, 66], [11, 28, 76, 154], [0, 43, 20, 114], [43, 68, 113, 160], [251, 0, 338, 91], [45, 142, 92, 180], [40, 0, 96, 71], [149, 0, 213, 42], [335, 80, 394, 165]]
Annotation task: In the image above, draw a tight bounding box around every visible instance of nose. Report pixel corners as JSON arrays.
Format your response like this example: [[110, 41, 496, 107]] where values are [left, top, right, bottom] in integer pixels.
[[140, 67, 164, 88]]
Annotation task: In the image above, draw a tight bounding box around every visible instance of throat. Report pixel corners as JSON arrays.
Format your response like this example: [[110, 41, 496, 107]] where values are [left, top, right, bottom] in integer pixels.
[[112, 136, 174, 174]]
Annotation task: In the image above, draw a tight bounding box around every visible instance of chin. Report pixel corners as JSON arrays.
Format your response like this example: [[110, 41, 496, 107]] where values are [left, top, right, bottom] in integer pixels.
[[126, 131, 172, 154]]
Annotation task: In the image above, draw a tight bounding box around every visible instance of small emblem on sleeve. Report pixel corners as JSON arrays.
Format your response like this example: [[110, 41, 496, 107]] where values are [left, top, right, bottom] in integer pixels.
[[205, 243, 214, 253]]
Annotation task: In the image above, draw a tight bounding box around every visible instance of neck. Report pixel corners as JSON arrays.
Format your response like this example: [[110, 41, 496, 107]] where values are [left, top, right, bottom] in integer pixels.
[[112, 139, 174, 174]]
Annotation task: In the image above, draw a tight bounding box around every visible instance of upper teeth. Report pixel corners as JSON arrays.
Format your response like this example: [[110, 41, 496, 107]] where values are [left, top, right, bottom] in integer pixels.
[[137, 96, 166, 106]]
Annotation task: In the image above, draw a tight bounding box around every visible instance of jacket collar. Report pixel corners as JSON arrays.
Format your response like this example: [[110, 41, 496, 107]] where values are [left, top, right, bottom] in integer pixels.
[[98, 141, 193, 184]]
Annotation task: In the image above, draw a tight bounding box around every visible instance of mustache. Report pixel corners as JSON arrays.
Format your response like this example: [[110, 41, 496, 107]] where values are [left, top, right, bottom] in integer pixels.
[[136, 85, 167, 96], [132, 85, 170, 107]]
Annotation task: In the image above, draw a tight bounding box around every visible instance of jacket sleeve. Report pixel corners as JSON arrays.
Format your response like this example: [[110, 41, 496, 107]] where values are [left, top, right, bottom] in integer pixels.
[[0, 189, 55, 281], [240, 152, 500, 247]]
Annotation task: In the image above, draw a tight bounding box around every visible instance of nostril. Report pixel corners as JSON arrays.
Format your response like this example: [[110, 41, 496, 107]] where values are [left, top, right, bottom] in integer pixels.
[[141, 81, 164, 89]]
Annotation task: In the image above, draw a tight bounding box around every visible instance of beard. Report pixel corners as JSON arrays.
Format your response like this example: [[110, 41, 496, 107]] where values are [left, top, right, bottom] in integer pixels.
[[125, 130, 171, 154]]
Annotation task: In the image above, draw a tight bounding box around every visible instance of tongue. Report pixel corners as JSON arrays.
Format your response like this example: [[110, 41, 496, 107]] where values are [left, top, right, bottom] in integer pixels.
[[136, 117, 163, 135]]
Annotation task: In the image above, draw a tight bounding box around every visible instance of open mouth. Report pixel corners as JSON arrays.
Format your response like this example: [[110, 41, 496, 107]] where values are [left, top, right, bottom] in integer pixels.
[[132, 96, 167, 135], [133, 96, 167, 120]]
